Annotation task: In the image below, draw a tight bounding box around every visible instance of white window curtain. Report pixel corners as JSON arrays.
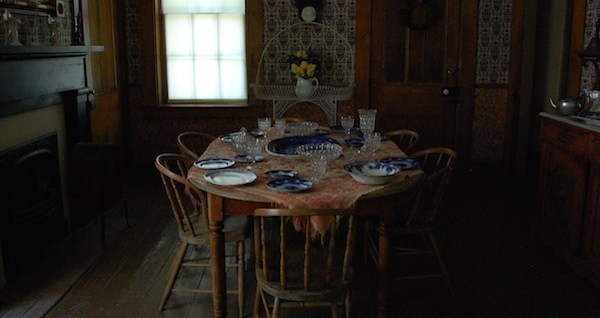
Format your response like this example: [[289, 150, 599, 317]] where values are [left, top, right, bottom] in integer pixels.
[[162, 0, 246, 101]]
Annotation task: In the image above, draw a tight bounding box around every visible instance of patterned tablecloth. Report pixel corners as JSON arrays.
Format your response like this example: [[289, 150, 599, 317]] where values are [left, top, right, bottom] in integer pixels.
[[187, 129, 423, 210]]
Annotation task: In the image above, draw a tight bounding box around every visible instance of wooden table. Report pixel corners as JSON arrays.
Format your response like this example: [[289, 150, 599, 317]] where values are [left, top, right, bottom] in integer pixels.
[[188, 131, 424, 317]]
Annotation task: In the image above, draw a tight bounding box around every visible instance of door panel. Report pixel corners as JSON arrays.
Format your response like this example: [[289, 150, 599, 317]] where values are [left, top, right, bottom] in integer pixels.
[[85, 0, 124, 144], [371, 0, 461, 149]]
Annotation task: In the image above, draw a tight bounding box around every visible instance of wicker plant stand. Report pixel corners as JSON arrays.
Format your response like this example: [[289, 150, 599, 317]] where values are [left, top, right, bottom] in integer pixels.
[[251, 22, 354, 125]]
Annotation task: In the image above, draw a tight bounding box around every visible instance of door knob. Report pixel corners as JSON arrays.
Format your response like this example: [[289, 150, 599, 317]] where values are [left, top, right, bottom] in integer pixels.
[[442, 87, 460, 97]]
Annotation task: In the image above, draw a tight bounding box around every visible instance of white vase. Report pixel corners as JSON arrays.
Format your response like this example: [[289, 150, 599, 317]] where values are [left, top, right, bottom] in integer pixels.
[[295, 76, 319, 99]]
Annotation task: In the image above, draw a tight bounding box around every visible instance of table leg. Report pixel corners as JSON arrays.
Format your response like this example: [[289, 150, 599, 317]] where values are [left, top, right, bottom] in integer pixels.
[[377, 221, 390, 318], [207, 194, 226, 318]]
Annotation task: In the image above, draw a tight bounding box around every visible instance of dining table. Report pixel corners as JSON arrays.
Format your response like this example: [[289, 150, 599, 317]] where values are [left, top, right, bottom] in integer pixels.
[[187, 128, 424, 318]]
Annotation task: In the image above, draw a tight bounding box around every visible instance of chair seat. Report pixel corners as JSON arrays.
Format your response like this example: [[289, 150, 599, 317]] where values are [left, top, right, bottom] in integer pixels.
[[256, 269, 350, 303]]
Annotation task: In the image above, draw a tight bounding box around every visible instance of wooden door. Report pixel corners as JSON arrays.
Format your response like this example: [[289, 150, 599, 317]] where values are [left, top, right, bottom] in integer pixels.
[[83, 0, 126, 144], [369, 0, 470, 150]]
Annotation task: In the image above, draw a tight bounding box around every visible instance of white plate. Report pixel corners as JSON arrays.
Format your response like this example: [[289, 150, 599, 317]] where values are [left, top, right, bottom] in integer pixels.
[[204, 169, 257, 186], [266, 178, 313, 192], [194, 158, 235, 169]]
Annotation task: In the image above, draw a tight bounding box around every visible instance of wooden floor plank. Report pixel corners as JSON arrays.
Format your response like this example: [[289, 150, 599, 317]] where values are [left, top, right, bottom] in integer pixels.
[[4, 172, 600, 317]]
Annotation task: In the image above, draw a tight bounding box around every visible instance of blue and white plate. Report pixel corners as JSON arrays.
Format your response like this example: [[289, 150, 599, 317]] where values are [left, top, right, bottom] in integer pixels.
[[248, 129, 265, 137], [234, 155, 264, 163], [379, 157, 420, 170], [345, 138, 365, 148], [267, 178, 313, 192], [204, 169, 257, 186], [194, 158, 235, 170], [265, 170, 298, 179], [218, 132, 240, 142], [330, 125, 360, 134], [267, 136, 340, 158]]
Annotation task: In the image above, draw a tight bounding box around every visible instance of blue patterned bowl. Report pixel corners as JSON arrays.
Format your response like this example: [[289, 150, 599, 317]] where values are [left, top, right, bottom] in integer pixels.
[[343, 162, 400, 185]]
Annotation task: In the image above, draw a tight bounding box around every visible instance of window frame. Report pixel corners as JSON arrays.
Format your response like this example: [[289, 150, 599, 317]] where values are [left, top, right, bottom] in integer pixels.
[[155, 0, 262, 108]]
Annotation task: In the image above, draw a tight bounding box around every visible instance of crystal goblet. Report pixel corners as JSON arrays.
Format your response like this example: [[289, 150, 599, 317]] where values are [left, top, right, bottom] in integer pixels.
[[257, 117, 272, 134], [340, 115, 354, 136], [245, 138, 264, 170], [362, 132, 382, 160], [297, 143, 342, 181], [358, 108, 377, 135]]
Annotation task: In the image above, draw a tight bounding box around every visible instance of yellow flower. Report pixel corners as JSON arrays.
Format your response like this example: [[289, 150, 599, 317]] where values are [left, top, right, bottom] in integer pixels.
[[289, 50, 319, 79], [294, 50, 308, 59], [291, 63, 306, 77], [306, 63, 317, 77]]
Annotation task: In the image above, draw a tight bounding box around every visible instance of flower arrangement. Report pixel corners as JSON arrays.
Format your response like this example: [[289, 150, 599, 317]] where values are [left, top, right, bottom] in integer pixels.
[[288, 50, 320, 79]]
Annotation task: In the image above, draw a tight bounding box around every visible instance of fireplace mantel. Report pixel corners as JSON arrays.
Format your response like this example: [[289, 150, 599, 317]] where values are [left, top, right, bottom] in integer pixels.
[[0, 45, 103, 60], [0, 45, 103, 148]]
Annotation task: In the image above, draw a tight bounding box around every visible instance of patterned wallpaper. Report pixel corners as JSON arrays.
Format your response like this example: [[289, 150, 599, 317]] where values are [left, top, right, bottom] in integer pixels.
[[580, 0, 600, 93], [262, 0, 355, 86], [0, 1, 73, 46], [125, 0, 140, 85], [476, 0, 512, 85]]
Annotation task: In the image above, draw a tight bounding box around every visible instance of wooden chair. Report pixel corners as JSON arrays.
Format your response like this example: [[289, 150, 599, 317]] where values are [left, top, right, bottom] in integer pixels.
[[176, 131, 217, 159], [385, 129, 420, 155], [155, 153, 249, 316], [365, 147, 456, 292], [253, 208, 358, 318]]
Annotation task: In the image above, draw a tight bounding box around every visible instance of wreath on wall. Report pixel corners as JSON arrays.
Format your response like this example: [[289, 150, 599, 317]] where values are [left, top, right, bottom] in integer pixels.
[[399, 0, 440, 31]]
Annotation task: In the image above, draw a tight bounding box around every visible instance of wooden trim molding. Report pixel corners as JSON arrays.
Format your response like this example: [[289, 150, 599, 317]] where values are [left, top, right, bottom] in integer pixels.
[[0, 45, 104, 148], [567, 0, 586, 97]]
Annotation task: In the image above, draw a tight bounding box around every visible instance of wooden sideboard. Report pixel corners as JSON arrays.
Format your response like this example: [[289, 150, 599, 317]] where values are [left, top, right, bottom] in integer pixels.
[[538, 113, 600, 287]]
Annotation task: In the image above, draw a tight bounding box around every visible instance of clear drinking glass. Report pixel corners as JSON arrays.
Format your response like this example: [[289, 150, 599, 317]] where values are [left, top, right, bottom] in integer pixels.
[[340, 115, 354, 136], [358, 108, 377, 135], [311, 158, 328, 181], [245, 139, 263, 170], [257, 117, 272, 134], [231, 129, 250, 155], [274, 118, 286, 135], [362, 132, 382, 160]]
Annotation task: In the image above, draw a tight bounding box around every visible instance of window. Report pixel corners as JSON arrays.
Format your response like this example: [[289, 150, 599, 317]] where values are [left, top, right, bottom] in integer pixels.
[[159, 0, 249, 104]]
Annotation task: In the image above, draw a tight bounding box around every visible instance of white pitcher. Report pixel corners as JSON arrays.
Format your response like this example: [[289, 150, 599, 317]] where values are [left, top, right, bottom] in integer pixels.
[[295, 76, 319, 99]]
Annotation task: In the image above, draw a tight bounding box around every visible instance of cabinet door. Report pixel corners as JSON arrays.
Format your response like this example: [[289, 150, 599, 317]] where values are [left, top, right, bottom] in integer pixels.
[[538, 140, 588, 256], [583, 137, 600, 273]]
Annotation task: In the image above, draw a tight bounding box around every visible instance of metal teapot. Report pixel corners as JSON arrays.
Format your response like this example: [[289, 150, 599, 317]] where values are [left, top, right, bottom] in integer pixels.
[[548, 97, 583, 116]]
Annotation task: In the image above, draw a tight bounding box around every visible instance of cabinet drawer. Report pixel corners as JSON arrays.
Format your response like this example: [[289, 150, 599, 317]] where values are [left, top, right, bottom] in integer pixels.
[[542, 119, 589, 155]]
